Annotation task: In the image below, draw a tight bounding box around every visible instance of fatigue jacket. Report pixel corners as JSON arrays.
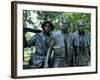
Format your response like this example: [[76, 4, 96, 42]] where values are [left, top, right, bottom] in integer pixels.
[[27, 31, 52, 68], [71, 31, 91, 66]]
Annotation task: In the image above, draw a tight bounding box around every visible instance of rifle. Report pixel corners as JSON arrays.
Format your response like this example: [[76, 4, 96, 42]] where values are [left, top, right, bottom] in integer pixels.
[[23, 28, 42, 33], [23, 28, 42, 48]]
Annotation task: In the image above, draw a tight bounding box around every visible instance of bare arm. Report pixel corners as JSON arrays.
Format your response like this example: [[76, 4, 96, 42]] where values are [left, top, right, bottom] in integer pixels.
[[44, 35, 55, 68]]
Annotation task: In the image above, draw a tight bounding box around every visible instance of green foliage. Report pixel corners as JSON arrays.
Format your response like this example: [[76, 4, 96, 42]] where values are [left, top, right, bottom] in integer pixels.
[[25, 32, 36, 41], [23, 10, 91, 33]]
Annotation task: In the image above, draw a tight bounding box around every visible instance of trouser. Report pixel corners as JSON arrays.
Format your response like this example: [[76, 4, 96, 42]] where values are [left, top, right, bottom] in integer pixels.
[[52, 57, 67, 68]]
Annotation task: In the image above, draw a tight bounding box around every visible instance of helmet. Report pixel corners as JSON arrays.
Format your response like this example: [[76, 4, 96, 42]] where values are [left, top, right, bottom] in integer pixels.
[[42, 21, 54, 31]]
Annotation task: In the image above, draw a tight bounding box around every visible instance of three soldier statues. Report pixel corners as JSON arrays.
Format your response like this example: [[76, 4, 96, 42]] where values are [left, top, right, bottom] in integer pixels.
[[24, 18, 91, 68]]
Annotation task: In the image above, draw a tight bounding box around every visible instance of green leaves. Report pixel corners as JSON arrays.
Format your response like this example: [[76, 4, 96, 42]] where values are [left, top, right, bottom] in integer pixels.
[[23, 10, 91, 32]]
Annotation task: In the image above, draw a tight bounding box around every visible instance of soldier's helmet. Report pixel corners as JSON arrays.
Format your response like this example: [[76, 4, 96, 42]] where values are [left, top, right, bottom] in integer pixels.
[[61, 17, 70, 24], [60, 17, 70, 30], [42, 21, 54, 31]]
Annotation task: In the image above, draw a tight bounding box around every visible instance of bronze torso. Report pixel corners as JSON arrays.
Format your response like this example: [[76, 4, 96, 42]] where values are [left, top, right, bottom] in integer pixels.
[[52, 31, 73, 67]]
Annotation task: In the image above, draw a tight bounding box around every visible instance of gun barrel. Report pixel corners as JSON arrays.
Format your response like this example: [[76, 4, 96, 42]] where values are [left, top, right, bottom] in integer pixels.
[[23, 28, 42, 33]]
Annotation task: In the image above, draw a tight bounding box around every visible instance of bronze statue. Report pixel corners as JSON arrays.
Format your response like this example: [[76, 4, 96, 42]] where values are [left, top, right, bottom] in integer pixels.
[[23, 21, 54, 68], [71, 20, 91, 66], [45, 18, 74, 68]]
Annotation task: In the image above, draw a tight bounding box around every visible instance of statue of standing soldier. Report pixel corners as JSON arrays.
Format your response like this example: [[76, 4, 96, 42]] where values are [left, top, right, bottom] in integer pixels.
[[71, 20, 91, 66], [45, 18, 74, 68], [23, 21, 54, 68]]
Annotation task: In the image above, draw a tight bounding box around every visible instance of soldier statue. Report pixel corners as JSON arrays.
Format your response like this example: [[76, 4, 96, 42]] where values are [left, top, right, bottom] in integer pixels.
[[23, 21, 54, 68], [71, 20, 91, 66], [45, 18, 74, 68]]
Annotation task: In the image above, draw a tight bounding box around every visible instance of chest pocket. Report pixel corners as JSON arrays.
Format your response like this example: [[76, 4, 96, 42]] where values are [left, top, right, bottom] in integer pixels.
[[74, 35, 90, 47]]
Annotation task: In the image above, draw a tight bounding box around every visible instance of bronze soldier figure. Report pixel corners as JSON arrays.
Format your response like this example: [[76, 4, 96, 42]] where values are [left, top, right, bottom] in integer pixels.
[[45, 18, 74, 68], [71, 20, 91, 66], [24, 21, 54, 68]]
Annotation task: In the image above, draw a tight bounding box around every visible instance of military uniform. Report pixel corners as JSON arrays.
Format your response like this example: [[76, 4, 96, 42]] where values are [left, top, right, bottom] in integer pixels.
[[71, 31, 90, 66], [52, 31, 73, 67], [27, 31, 52, 68]]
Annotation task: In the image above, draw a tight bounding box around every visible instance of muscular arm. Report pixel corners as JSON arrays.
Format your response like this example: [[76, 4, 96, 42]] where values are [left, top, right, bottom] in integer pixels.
[[44, 35, 55, 68]]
